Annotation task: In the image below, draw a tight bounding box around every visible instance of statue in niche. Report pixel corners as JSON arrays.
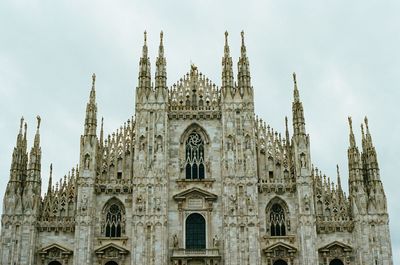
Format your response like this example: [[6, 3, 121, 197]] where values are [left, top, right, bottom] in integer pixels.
[[155, 136, 163, 153], [136, 194, 144, 212], [173, 234, 179, 248], [213, 235, 220, 247], [304, 194, 310, 211], [80, 193, 88, 212], [84, 154, 90, 169], [229, 194, 237, 214], [300, 153, 306, 168]]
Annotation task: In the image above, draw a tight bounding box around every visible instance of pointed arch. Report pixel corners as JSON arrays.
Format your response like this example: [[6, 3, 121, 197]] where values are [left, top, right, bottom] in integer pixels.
[[266, 197, 290, 237], [180, 123, 210, 144], [180, 123, 210, 180], [102, 197, 125, 238]]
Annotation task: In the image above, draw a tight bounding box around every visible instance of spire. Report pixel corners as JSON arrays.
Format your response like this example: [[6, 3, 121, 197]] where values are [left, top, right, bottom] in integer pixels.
[[237, 31, 252, 98], [293, 72, 300, 102], [47, 163, 53, 194], [222, 31, 234, 99], [336, 164, 342, 193], [99, 117, 104, 146], [84, 73, 98, 136], [285, 116, 290, 145], [362, 116, 380, 181], [155, 31, 167, 100], [9, 117, 28, 182], [348, 116, 356, 148], [34, 115, 41, 148], [138, 30, 152, 94], [292, 73, 306, 137]]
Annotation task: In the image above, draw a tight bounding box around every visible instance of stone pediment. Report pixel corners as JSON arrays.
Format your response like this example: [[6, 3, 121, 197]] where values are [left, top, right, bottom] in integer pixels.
[[38, 243, 73, 256], [173, 187, 218, 201], [95, 243, 129, 255], [319, 241, 352, 252], [264, 242, 297, 253]]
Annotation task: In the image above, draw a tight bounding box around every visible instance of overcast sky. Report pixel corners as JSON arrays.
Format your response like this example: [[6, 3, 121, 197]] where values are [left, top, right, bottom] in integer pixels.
[[0, 0, 399, 262]]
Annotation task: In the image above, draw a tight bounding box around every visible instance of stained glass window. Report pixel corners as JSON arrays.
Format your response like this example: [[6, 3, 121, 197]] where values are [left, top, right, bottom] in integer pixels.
[[270, 204, 286, 236], [185, 132, 205, 180], [105, 204, 122, 237]]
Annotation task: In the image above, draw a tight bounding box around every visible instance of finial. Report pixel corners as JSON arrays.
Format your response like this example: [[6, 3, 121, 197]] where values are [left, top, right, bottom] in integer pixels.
[[19, 116, 24, 134], [348, 116, 353, 132], [293, 72, 299, 101], [364, 116, 370, 133], [36, 115, 41, 130], [336, 164, 340, 178], [144, 31, 147, 45], [225, 31, 228, 45], [361, 123, 365, 140], [160, 31, 163, 44], [48, 163, 53, 194], [241, 30, 245, 45]]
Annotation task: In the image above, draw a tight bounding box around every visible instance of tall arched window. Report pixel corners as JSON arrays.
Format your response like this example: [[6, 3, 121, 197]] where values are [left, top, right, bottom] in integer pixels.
[[329, 259, 344, 265], [270, 204, 286, 236], [273, 260, 288, 265], [48, 262, 62, 265], [185, 131, 205, 180], [186, 213, 206, 249], [103, 201, 125, 238], [105, 262, 119, 265]]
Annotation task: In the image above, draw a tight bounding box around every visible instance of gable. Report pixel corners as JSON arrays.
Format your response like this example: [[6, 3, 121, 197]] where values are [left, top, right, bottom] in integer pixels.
[[38, 243, 73, 255], [264, 242, 297, 253], [95, 243, 129, 255], [319, 241, 353, 252], [173, 187, 218, 201]]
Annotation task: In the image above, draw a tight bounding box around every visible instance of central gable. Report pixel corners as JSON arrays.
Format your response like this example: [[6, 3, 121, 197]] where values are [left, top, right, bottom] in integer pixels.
[[168, 64, 221, 116]]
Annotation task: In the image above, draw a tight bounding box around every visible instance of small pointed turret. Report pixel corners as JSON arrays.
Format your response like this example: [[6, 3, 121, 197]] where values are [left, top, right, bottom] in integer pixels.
[[222, 31, 234, 99], [336, 164, 343, 195], [10, 117, 28, 182], [361, 116, 380, 182], [137, 31, 152, 99], [285, 116, 290, 146], [237, 31, 252, 98], [84, 73, 98, 137], [47, 163, 53, 195], [155, 31, 167, 101], [292, 73, 306, 137], [27, 116, 42, 182]]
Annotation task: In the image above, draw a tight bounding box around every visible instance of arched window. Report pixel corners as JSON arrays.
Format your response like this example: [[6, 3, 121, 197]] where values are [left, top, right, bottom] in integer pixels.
[[103, 201, 125, 238], [273, 260, 288, 265], [185, 213, 206, 249], [185, 131, 205, 180], [48, 262, 62, 265], [270, 204, 286, 236], [105, 262, 119, 265], [329, 259, 344, 265]]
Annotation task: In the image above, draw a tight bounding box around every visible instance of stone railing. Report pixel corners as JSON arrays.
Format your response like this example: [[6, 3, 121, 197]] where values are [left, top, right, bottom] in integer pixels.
[[171, 248, 220, 258]]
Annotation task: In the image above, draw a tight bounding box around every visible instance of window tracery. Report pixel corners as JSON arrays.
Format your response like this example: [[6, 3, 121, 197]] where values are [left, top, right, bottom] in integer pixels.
[[103, 201, 125, 238], [270, 204, 286, 236], [185, 131, 205, 180]]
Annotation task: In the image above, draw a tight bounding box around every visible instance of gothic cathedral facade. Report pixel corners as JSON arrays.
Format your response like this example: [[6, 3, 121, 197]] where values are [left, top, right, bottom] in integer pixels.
[[0, 32, 393, 265]]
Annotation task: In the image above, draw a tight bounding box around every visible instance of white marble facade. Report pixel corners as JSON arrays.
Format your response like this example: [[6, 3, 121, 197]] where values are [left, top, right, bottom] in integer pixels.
[[0, 32, 393, 265]]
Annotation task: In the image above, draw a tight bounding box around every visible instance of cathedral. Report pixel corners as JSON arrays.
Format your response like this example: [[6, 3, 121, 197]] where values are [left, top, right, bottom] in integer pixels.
[[0, 31, 394, 265]]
